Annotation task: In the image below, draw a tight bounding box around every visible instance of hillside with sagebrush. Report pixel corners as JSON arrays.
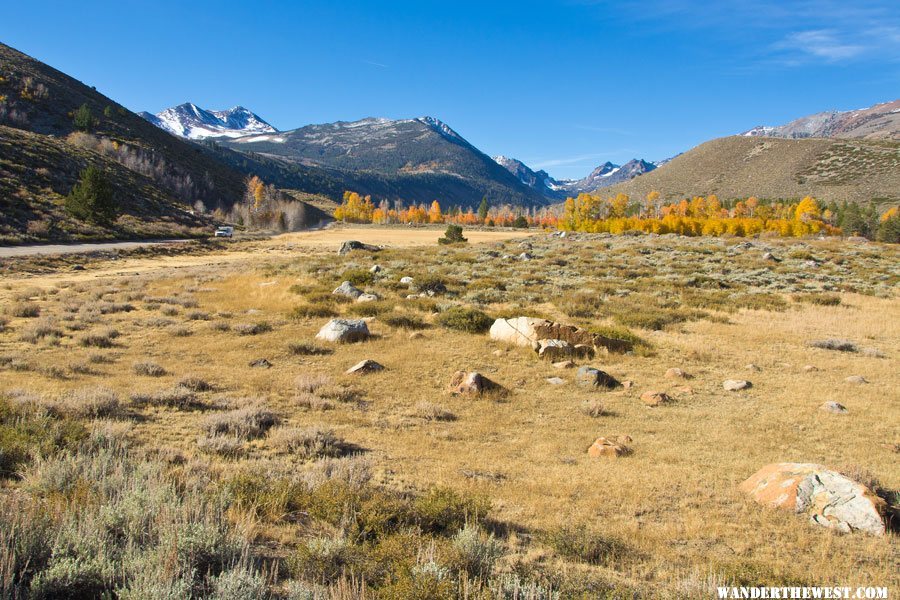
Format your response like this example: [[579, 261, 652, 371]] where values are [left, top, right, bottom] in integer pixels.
[[604, 135, 900, 208], [0, 43, 333, 243]]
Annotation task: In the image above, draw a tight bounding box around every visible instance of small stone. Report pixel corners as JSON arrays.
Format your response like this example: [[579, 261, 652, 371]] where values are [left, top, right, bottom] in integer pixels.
[[576, 366, 621, 389], [665, 368, 692, 379], [333, 281, 363, 299], [369, 264, 382, 273], [820, 401, 848, 414], [640, 391, 673, 407], [553, 360, 575, 369], [622, 380, 634, 390], [248, 358, 272, 368], [546, 377, 566, 385], [762, 252, 781, 262], [491, 349, 504, 357], [408, 331, 425, 340], [449, 371, 501, 395], [802, 365, 819, 372], [587, 435, 632, 458], [673, 386, 694, 395], [723, 379, 752, 391], [844, 375, 868, 385], [356, 293, 379, 303], [346, 359, 384, 375], [745, 363, 761, 372], [400, 276, 414, 285]]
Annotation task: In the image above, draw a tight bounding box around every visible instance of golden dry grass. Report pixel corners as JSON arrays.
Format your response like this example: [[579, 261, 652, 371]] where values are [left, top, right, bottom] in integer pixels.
[[1, 229, 897, 596]]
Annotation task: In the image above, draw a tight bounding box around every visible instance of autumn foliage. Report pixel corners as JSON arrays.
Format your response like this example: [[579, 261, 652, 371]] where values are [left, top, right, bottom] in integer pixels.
[[559, 192, 842, 237]]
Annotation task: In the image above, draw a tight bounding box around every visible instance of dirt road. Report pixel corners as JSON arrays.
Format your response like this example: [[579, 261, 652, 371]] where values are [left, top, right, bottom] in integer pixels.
[[0, 239, 192, 258]]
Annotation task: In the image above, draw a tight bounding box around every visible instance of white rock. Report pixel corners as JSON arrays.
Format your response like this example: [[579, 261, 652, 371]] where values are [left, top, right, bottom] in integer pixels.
[[315, 319, 370, 343]]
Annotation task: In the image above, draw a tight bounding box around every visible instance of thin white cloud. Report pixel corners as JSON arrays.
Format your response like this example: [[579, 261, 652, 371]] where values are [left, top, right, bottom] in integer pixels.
[[362, 60, 388, 68], [531, 150, 635, 169], [773, 29, 864, 63]]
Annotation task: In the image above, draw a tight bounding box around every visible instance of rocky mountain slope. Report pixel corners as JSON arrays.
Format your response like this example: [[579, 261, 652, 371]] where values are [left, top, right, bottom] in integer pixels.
[[493, 156, 659, 199], [140, 103, 276, 139], [604, 135, 900, 207], [742, 99, 900, 140], [222, 116, 548, 208]]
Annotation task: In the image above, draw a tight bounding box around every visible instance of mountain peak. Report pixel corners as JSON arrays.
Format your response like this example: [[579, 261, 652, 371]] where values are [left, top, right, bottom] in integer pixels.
[[142, 102, 277, 140]]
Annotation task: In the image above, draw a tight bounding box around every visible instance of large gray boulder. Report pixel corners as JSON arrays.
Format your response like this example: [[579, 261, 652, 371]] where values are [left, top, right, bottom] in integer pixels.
[[489, 316, 632, 353], [315, 319, 370, 343], [740, 463, 886, 535]]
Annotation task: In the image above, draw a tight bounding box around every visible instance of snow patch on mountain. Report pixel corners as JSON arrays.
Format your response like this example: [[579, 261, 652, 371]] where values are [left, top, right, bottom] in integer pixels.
[[141, 102, 277, 140]]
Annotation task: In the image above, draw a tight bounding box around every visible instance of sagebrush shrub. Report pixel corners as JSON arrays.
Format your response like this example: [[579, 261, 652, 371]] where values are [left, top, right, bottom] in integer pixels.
[[435, 307, 493, 334]]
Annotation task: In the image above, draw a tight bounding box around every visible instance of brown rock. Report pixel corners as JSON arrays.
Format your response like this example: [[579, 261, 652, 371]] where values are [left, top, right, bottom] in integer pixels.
[[665, 368, 692, 379], [802, 365, 819, 372], [844, 375, 868, 385], [640, 391, 673, 407], [723, 379, 752, 391], [587, 435, 633, 458], [449, 371, 501, 395], [621, 380, 634, 390], [553, 360, 576, 369]]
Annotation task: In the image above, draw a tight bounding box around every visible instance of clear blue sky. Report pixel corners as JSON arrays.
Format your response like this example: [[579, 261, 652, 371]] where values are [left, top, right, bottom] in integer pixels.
[[3, 0, 898, 179]]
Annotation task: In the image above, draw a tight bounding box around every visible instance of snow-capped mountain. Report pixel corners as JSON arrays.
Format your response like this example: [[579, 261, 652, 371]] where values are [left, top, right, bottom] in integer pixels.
[[139, 102, 277, 140], [493, 156, 659, 198], [740, 99, 899, 140], [492, 156, 566, 198]]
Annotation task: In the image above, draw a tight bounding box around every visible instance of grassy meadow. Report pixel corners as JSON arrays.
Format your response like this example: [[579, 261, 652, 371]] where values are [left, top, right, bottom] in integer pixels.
[[0, 226, 897, 599]]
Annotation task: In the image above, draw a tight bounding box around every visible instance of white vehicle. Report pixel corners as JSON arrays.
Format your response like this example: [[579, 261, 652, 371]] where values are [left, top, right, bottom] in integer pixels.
[[214, 226, 234, 238]]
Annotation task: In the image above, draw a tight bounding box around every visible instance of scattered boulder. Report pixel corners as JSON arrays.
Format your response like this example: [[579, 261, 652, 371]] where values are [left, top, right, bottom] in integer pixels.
[[346, 359, 384, 375], [587, 435, 633, 458], [745, 363, 762, 372], [339, 240, 381, 255], [847, 236, 869, 243], [762, 252, 781, 262], [546, 377, 566, 386], [369, 264, 382, 273], [449, 371, 501, 395], [844, 375, 868, 385], [809, 338, 858, 353], [739, 463, 886, 536], [399, 276, 415, 285], [640, 391, 673, 407], [723, 379, 752, 391], [576, 366, 621, 389], [820, 401, 848, 414], [409, 331, 425, 340], [333, 281, 363, 299], [489, 316, 632, 353], [622, 380, 634, 390], [356, 293, 379, 303], [553, 360, 575, 369], [802, 365, 819, 372], [248, 358, 272, 369], [861, 347, 885, 358], [665, 368, 692, 380], [315, 319, 371, 343], [518, 252, 533, 261]]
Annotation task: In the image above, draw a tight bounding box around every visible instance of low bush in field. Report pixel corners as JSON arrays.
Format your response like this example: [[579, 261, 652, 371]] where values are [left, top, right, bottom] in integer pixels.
[[382, 313, 429, 330], [288, 304, 338, 319], [435, 306, 493, 334], [202, 405, 279, 440], [133, 361, 166, 377], [287, 342, 333, 356], [270, 426, 350, 460]]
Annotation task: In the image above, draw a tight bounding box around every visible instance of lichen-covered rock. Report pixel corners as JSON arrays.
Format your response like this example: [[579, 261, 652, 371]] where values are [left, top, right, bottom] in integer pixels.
[[665, 368, 692, 379], [739, 463, 886, 535], [339, 240, 381, 255], [315, 319, 370, 343], [820, 401, 848, 414]]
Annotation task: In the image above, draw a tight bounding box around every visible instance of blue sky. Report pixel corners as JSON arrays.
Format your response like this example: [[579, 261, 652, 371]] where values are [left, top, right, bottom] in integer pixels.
[[3, 0, 899, 179]]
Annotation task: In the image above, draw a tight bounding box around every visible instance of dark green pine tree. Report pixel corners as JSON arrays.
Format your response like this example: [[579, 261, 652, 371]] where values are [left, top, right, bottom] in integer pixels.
[[65, 166, 116, 225], [477, 196, 489, 222], [73, 103, 94, 131]]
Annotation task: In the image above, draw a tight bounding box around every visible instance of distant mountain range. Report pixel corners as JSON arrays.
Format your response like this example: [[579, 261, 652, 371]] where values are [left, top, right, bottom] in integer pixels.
[[139, 103, 276, 139], [492, 155, 659, 199], [741, 100, 900, 141]]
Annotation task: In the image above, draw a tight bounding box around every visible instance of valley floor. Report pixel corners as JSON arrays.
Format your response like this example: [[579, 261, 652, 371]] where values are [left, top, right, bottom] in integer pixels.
[[0, 228, 897, 598]]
